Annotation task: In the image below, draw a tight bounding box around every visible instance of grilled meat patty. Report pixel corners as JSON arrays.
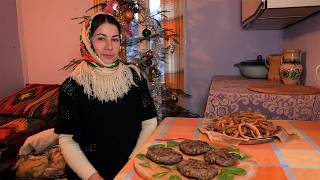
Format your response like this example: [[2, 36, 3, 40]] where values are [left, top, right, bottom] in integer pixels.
[[179, 140, 211, 155], [204, 149, 238, 167], [177, 159, 218, 180], [146, 147, 183, 165]]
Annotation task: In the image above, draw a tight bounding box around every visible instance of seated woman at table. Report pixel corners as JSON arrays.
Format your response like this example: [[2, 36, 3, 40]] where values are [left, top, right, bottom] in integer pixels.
[[54, 12, 158, 180]]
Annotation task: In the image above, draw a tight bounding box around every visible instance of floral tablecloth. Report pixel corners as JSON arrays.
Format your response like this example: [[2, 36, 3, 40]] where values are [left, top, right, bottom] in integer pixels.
[[204, 76, 320, 120]]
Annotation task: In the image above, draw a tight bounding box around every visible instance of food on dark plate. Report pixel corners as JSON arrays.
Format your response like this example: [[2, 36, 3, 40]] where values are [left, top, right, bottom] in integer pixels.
[[204, 149, 238, 167], [179, 140, 211, 155], [177, 159, 218, 180], [146, 147, 183, 165]]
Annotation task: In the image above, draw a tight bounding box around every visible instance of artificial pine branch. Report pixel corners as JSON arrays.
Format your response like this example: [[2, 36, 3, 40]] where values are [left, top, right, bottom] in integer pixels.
[[60, 59, 84, 71], [85, 2, 107, 13], [71, 16, 91, 24]]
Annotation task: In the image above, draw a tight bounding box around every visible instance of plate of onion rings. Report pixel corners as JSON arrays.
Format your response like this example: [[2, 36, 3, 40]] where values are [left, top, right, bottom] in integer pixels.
[[200, 112, 285, 145]]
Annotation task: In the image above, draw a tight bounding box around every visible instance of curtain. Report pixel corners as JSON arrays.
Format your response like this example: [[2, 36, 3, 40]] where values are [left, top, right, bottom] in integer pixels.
[[161, 0, 185, 92], [92, 0, 104, 13]]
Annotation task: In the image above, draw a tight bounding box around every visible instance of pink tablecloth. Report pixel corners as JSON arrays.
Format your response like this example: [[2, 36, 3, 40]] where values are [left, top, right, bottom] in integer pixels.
[[204, 76, 320, 120]]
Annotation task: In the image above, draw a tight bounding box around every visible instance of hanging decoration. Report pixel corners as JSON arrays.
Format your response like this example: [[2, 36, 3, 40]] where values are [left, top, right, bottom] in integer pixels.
[[145, 50, 154, 59], [142, 28, 151, 38], [123, 9, 135, 22], [145, 59, 153, 67]]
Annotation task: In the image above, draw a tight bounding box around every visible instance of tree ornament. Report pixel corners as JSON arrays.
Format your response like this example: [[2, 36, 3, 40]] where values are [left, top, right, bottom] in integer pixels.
[[124, 9, 134, 22], [127, 1, 136, 8], [171, 94, 178, 103], [133, 6, 139, 13], [145, 50, 154, 59], [130, 58, 139, 65], [145, 59, 153, 67], [142, 28, 151, 37], [169, 43, 176, 54]]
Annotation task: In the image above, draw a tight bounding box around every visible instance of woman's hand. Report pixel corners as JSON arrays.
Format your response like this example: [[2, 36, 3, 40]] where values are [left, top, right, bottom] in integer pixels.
[[88, 172, 104, 180]]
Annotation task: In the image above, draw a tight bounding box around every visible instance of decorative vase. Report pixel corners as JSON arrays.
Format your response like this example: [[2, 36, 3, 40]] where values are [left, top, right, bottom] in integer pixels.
[[279, 49, 303, 85], [279, 63, 303, 85]]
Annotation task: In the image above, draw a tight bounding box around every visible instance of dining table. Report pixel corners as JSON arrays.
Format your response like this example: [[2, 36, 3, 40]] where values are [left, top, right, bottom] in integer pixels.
[[203, 76, 320, 120], [114, 117, 320, 180]]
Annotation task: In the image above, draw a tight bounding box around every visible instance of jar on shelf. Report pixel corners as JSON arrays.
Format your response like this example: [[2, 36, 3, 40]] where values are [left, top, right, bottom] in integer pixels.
[[279, 49, 303, 85]]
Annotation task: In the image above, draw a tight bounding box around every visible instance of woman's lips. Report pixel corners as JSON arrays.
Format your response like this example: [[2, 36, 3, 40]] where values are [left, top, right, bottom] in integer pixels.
[[101, 54, 114, 58]]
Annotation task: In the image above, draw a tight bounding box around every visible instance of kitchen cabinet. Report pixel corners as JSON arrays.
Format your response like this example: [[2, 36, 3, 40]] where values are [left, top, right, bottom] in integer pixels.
[[242, 0, 320, 30]]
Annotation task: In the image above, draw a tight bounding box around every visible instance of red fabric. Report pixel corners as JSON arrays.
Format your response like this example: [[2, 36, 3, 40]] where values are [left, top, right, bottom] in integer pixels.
[[0, 84, 59, 122], [0, 128, 14, 140]]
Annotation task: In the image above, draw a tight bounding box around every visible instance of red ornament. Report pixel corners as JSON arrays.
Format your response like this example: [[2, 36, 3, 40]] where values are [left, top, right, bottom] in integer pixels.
[[105, 0, 115, 13], [145, 59, 153, 67], [145, 50, 154, 59]]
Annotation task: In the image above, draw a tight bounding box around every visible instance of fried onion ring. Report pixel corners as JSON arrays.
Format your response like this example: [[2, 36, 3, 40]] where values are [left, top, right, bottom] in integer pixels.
[[238, 123, 261, 139]]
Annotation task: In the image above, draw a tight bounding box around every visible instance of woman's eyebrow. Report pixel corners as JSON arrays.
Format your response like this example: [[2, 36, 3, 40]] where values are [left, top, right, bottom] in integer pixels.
[[95, 33, 120, 38], [95, 33, 106, 37]]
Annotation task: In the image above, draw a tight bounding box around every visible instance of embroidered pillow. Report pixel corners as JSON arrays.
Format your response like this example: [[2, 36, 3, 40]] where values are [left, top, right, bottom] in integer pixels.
[[0, 84, 60, 124], [0, 117, 46, 140]]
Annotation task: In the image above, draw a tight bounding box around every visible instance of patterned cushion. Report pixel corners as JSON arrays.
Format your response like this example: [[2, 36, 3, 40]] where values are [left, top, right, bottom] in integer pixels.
[[0, 116, 47, 173], [0, 128, 14, 140], [1, 117, 41, 132], [0, 84, 60, 124], [0, 116, 46, 141]]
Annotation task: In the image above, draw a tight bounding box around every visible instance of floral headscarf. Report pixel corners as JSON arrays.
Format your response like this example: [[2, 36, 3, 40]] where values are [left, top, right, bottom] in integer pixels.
[[72, 13, 141, 103], [80, 12, 117, 67]]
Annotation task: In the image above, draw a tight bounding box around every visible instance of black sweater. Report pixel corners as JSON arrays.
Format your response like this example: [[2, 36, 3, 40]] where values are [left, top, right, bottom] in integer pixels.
[[54, 69, 157, 179]]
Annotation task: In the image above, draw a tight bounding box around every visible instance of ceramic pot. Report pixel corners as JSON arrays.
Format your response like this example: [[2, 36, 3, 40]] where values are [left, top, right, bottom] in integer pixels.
[[279, 63, 303, 85], [235, 55, 268, 79], [283, 49, 301, 63], [265, 54, 282, 82]]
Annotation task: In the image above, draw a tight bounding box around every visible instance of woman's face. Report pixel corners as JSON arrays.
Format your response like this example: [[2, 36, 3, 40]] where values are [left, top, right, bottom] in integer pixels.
[[92, 22, 120, 65]]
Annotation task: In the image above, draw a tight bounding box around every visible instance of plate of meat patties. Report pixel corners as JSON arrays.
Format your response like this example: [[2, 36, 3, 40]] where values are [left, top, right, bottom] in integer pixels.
[[134, 139, 258, 180]]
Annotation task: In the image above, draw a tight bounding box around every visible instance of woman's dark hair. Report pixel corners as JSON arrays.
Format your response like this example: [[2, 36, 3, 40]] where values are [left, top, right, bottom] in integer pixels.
[[90, 14, 121, 37]]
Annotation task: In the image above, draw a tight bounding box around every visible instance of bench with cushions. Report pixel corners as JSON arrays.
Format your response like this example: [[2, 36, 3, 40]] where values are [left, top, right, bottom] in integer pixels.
[[0, 84, 60, 177]]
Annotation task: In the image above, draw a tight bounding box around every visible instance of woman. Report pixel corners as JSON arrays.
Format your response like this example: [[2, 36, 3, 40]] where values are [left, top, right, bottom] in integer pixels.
[[54, 12, 158, 180]]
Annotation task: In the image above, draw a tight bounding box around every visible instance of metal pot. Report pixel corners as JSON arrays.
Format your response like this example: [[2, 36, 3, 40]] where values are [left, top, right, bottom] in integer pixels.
[[235, 55, 268, 79]]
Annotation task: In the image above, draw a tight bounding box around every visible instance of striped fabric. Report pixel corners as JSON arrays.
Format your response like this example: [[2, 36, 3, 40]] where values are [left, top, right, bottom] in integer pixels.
[[0, 116, 46, 141], [0, 84, 60, 124]]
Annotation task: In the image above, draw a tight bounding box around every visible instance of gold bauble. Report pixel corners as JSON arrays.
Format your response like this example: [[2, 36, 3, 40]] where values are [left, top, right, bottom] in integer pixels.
[[124, 9, 134, 22]]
